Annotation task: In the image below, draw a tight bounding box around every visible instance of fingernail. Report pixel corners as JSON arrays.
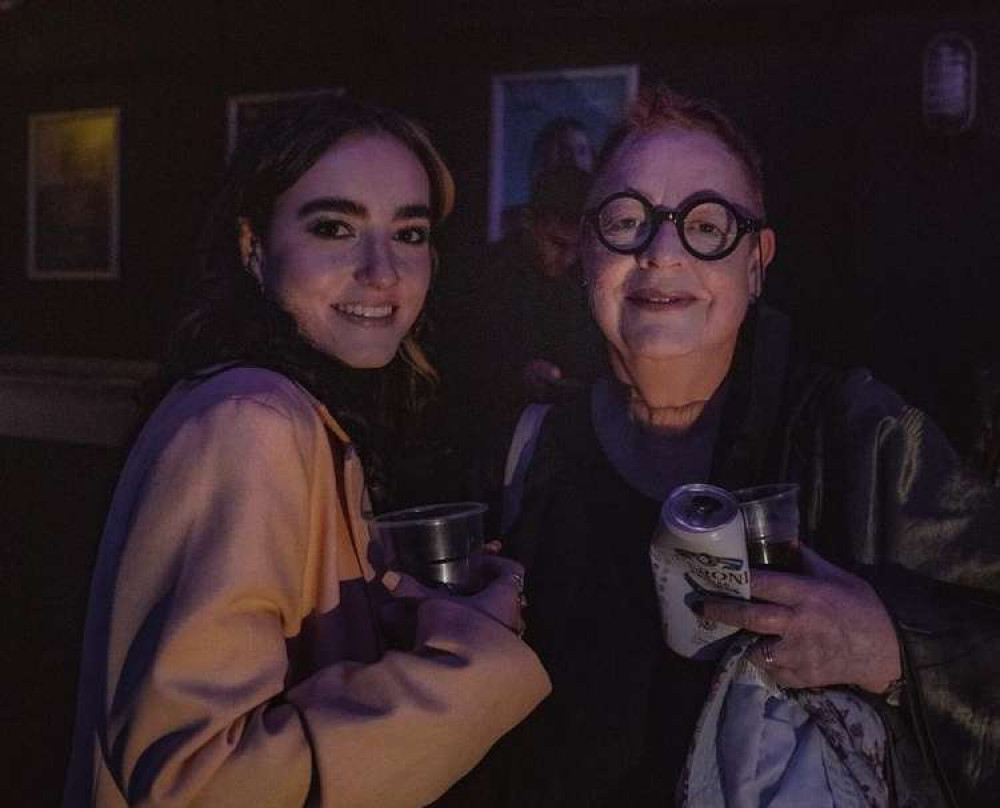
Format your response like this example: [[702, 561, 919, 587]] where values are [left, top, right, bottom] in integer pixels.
[[382, 570, 401, 591], [688, 598, 704, 616]]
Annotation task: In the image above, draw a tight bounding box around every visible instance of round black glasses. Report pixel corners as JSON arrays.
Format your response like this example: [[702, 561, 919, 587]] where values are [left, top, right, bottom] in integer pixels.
[[586, 191, 766, 261]]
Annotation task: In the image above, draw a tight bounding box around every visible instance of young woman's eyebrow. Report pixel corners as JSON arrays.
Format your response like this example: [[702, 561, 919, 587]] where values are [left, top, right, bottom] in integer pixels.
[[395, 204, 432, 221], [297, 197, 367, 219]]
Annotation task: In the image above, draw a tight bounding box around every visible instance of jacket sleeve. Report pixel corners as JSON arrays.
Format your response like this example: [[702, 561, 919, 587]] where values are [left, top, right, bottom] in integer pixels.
[[834, 370, 1000, 807], [100, 395, 550, 808]]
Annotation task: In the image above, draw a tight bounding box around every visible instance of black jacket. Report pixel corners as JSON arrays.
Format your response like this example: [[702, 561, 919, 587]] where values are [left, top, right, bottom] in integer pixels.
[[480, 305, 1000, 807], [711, 306, 1000, 807]]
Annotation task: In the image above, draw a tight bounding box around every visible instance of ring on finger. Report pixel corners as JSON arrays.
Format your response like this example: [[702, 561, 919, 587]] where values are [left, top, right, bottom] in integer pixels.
[[511, 572, 525, 592]]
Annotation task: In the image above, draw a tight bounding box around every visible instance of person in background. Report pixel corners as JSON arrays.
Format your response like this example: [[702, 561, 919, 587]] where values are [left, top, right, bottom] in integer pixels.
[[463, 85, 999, 807], [528, 115, 595, 184], [447, 164, 606, 445], [500, 116, 596, 238], [62, 97, 550, 808]]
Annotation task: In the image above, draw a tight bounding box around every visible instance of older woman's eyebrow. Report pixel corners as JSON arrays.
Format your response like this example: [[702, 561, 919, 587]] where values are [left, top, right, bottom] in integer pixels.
[[618, 186, 756, 215], [297, 197, 367, 219], [395, 204, 432, 221]]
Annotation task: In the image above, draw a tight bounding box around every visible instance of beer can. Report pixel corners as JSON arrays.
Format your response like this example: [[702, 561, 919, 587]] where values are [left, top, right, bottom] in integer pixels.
[[650, 483, 751, 660]]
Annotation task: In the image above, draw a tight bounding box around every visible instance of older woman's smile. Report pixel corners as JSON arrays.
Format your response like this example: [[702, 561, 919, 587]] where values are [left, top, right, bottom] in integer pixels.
[[625, 287, 700, 310]]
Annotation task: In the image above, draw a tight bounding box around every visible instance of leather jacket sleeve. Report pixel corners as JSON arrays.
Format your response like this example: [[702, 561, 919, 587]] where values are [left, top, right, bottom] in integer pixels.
[[805, 369, 1000, 807]]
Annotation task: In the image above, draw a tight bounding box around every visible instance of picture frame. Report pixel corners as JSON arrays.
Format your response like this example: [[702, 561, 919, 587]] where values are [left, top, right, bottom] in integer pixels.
[[488, 64, 639, 241], [225, 87, 345, 158], [27, 107, 120, 280]]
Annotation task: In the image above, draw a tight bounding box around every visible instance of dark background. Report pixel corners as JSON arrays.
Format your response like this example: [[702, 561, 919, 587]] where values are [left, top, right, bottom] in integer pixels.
[[1, 1, 998, 803], [3, 0, 999, 442]]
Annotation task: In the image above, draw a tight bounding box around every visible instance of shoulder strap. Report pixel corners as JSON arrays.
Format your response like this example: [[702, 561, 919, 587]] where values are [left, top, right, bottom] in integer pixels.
[[501, 403, 552, 534]]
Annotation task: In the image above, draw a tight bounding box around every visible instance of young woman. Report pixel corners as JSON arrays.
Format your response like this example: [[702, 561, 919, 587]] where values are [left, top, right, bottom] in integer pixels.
[[62, 98, 549, 808]]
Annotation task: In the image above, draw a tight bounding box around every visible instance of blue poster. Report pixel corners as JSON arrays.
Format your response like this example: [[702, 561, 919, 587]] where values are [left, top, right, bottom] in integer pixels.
[[490, 66, 638, 240]]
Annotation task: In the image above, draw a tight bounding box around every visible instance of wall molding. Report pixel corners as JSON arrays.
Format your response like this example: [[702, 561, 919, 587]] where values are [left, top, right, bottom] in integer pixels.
[[0, 354, 158, 446]]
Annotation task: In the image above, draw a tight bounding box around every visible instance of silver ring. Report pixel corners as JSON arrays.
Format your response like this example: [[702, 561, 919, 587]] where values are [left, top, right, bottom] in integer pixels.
[[763, 642, 776, 666], [511, 573, 525, 592]]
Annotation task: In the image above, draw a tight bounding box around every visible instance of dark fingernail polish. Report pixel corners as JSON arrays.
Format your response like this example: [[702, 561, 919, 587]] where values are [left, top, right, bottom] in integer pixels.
[[689, 599, 704, 616]]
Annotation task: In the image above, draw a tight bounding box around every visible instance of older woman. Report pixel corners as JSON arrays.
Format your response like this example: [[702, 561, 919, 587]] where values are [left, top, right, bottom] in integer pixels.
[[477, 87, 1000, 807], [62, 97, 550, 808]]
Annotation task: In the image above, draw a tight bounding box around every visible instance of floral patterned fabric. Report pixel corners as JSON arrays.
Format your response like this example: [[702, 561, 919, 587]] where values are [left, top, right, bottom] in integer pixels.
[[679, 633, 889, 808]]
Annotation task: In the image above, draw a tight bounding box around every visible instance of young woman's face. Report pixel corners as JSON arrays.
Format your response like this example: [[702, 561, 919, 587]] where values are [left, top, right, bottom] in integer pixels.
[[582, 127, 773, 367], [257, 133, 433, 368]]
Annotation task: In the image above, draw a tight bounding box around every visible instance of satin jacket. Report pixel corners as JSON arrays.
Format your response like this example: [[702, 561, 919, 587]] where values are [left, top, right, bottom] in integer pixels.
[[63, 367, 550, 808]]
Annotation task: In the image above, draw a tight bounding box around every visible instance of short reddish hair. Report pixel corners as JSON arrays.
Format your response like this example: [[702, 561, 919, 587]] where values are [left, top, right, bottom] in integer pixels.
[[597, 84, 766, 211]]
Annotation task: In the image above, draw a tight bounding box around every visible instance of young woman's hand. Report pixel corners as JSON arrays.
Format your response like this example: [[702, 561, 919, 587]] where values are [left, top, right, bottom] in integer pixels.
[[700, 545, 902, 694], [383, 549, 526, 635]]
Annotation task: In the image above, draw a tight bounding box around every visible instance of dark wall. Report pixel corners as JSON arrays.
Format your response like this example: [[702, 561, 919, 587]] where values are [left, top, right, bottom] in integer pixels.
[[1, 0, 997, 440], [0, 438, 123, 806], [844, 11, 1000, 449]]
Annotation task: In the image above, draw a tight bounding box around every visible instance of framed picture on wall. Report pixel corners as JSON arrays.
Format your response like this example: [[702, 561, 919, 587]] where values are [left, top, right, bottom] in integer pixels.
[[489, 64, 639, 241], [27, 107, 120, 280], [226, 87, 345, 158]]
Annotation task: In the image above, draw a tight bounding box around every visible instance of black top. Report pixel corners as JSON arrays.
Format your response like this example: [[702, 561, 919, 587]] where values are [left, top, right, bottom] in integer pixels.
[[508, 392, 717, 806], [442, 305, 1000, 808], [439, 391, 717, 807]]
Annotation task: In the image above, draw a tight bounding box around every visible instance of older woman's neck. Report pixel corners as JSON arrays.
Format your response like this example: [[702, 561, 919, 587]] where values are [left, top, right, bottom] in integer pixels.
[[611, 344, 734, 434]]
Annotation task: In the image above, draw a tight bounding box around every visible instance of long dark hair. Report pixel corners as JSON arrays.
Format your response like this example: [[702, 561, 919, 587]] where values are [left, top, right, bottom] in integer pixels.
[[164, 96, 456, 506]]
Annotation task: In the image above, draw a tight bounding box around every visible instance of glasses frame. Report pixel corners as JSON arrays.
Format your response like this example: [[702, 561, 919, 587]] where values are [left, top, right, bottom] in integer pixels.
[[586, 191, 766, 261]]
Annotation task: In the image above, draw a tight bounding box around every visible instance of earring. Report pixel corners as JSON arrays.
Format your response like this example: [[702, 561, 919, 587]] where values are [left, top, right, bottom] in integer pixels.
[[749, 263, 762, 303], [244, 237, 262, 280]]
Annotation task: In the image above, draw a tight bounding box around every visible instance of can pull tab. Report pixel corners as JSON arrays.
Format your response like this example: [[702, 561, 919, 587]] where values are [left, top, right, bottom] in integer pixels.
[[689, 495, 723, 526]]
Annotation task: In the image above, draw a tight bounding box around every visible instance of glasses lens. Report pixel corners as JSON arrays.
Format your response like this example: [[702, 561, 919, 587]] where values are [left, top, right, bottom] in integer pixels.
[[597, 196, 649, 251], [683, 201, 738, 258]]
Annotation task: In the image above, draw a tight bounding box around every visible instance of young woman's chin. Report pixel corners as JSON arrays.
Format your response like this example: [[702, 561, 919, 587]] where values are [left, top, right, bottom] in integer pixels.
[[319, 343, 402, 370], [320, 327, 412, 368], [299, 314, 414, 369]]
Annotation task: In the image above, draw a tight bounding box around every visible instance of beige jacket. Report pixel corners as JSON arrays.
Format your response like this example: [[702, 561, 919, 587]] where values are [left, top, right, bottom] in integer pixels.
[[63, 367, 550, 807]]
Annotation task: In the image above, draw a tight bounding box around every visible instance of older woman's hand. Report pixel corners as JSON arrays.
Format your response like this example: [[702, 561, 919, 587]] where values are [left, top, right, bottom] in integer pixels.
[[700, 545, 902, 694]]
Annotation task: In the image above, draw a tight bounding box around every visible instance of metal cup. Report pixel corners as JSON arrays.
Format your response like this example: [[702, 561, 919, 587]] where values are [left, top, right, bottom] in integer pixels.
[[367, 502, 488, 594], [732, 483, 803, 573]]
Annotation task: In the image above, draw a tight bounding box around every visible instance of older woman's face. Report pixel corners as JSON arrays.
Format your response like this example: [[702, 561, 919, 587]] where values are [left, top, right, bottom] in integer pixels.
[[256, 134, 432, 368], [583, 127, 770, 367]]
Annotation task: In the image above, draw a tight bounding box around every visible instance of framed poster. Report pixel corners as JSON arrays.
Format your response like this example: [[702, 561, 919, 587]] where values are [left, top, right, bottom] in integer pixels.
[[226, 87, 345, 158], [489, 65, 639, 241], [27, 108, 120, 280]]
